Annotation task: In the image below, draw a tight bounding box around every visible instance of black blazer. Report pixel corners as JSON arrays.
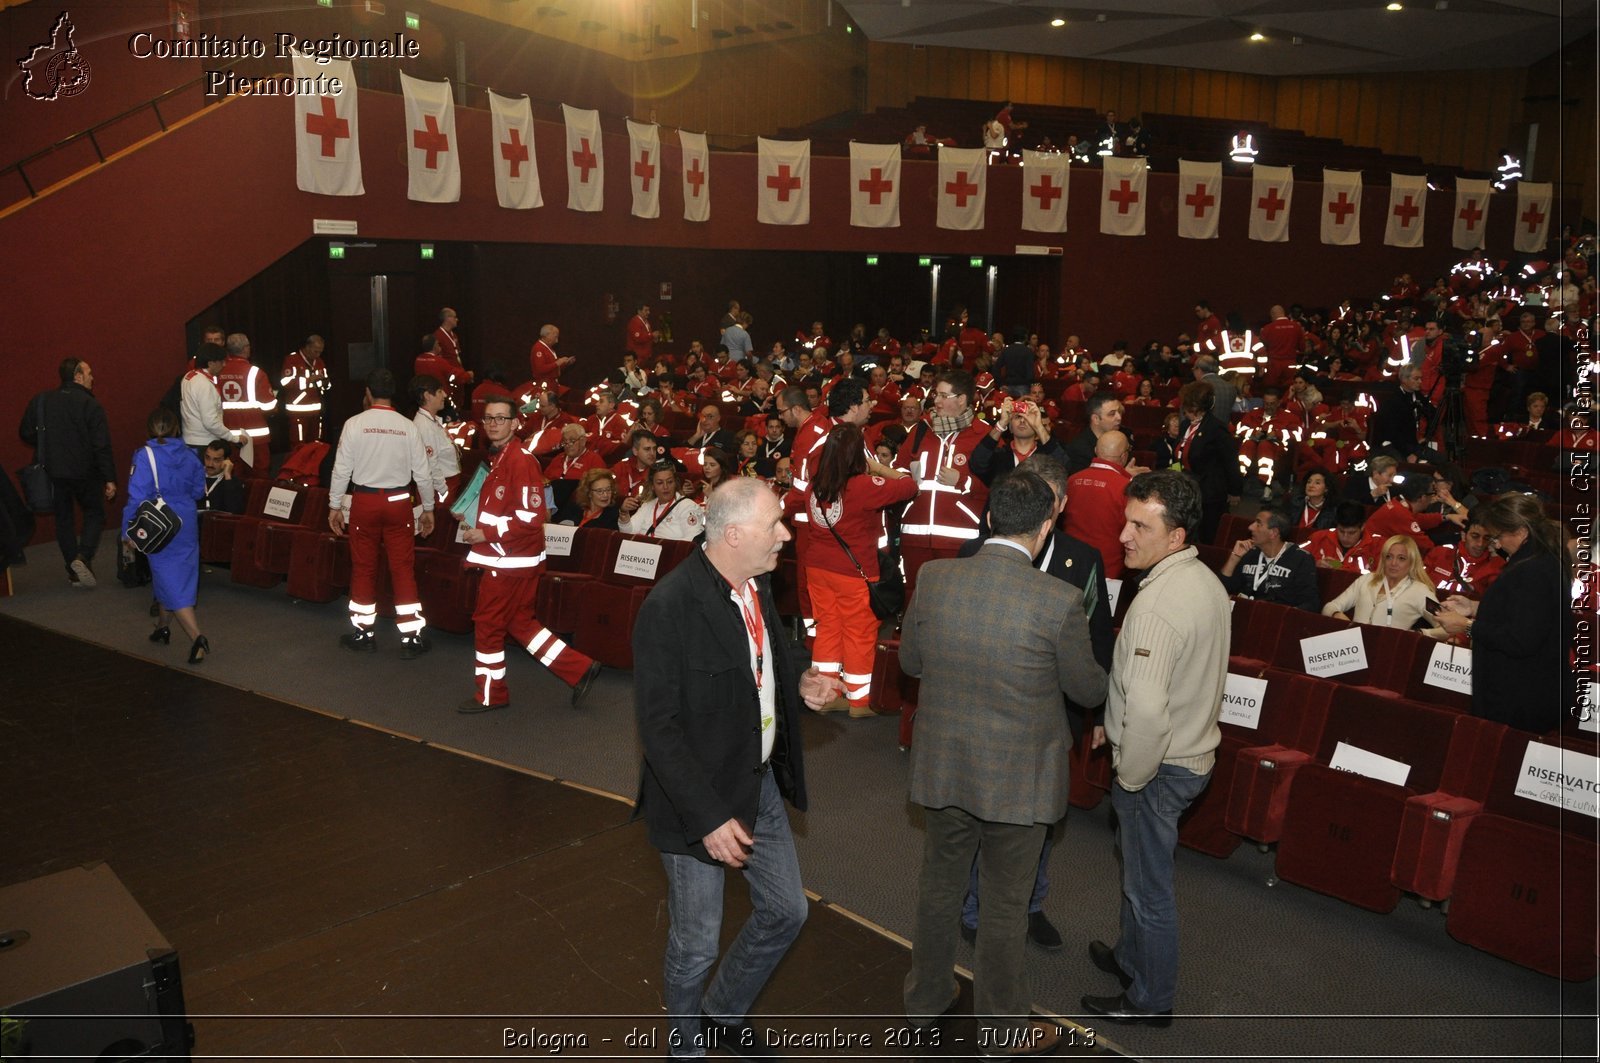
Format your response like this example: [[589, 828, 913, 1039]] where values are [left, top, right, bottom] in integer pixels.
[[632, 548, 806, 862], [1368, 382, 1433, 457], [1471, 547, 1570, 735], [1180, 414, 1244, 500]]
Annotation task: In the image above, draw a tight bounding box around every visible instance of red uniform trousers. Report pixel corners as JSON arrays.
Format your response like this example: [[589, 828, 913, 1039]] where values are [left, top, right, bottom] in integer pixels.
[[1464, 387, 1492, 437], [792, 524, 816, 638], [470, 569, 594, 707], [287, 409, 322, 446], [901, 542, 961, 610], [805, 566, 878, 709], [347, 491, 425, 635], [1238, 439, 1286, 484]]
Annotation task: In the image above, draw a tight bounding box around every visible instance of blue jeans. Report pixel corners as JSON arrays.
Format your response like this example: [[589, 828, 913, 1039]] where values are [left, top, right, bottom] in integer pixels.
[[1109, 764, 1211, 1012], [961, 828, 1053, 928], [660, 771, 808, 1058]]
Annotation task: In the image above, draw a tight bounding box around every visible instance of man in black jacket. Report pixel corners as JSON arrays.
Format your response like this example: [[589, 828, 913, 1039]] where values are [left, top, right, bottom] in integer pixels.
[[1176, 380, 1243, 545], [18, 358, 115, 587], [633, 479, 836, 1056], [1368, 363, 1440, 463]]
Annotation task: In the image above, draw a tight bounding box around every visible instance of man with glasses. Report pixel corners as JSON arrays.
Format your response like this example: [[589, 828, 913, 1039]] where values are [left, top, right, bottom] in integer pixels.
[[896, 369, 989, 604], [459, 395, 602, 714]]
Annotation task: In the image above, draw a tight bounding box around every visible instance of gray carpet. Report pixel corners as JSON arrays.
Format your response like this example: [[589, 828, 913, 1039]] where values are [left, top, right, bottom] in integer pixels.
[[4, 543, 1595, 1062]]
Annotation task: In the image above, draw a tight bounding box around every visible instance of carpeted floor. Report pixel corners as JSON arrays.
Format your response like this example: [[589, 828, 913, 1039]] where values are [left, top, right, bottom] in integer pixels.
[[3, 542, 1595, 1061]]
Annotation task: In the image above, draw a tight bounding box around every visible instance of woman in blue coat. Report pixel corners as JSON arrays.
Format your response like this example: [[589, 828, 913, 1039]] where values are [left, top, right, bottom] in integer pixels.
[[123, 407, 210, 662]]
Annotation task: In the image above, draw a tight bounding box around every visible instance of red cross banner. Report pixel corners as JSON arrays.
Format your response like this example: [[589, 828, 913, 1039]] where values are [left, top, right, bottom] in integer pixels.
[[757, 137, 810, 226], [937, 147, 986, 231], [562, 104, 605, 213], [849, 142, 900, 228], [1321, 168, 1362, 246], [1177, 159, 1221, 240], [1098, 156, 1146, 237], [627, 119, 661, 220], [1020, 150, 1069, 234], [1249, 164, 1293, 243], [488, 90, 540, 210], [292, 52, 361, 196], [400, 72, 459, 203], [1452, 178, 1491, 251], [680, 130, 709, 223], [1384, 173, 1427, 249], [1514, 180, 1552, 254]]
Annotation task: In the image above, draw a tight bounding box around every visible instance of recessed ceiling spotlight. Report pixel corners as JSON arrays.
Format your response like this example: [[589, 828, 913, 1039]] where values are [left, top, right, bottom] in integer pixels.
[[1249, 32, 1266, 41], [1387, 2, 1403, 10], [1096, 13, 1106, 22], [1051, 18, 1065, 27]]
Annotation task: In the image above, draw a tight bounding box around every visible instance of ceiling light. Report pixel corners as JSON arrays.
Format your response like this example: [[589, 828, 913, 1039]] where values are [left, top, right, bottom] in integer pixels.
[[1051, 18, 1065, 27], [1249, 32, 1266, 41], [1387, 3, 1403, 11]]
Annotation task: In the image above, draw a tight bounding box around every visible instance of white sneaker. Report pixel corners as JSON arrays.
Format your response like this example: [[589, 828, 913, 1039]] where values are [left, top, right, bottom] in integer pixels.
[[70, 558, 96, 587]]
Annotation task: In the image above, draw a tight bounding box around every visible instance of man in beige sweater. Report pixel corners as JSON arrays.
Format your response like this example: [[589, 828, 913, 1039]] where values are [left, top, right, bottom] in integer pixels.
[[1082, 469, 1229, 1027]]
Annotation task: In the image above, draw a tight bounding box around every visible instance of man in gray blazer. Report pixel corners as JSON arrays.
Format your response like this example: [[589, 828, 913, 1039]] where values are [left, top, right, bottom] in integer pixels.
[[900, 470, 1109, 1056]]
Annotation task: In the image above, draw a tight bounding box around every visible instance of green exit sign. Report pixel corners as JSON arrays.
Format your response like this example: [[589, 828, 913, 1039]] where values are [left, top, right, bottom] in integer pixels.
[[317, 0, 332, 7], [865, 255, 879, 266], [328, 244, 346, 259], [420, 243, 435, 260], [969, 256, 984, 267], [405, 12, 420, 30], [918, 256, 932, 267]]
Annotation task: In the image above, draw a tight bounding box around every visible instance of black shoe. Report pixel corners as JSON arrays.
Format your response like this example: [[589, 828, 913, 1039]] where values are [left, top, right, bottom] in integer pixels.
[[187, 635, 210, 665], [908, 984, 963, 1030], [457, 698, 509, 715], [1027, 910, 1063, 951], [340, 632, 376, 653], [148, 599, 161, 618], [700, 1014, 775, 1059], [149, 626, 171, 645], [1088, 939, 1132, 989], [1079, 991, 1172, 1028], [571, 660, 603, 708], [399, 635, 431, 660], [960, 921, 976, 945]]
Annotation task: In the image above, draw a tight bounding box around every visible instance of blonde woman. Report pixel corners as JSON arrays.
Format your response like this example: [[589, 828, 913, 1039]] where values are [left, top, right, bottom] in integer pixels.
[[1322, 534, 1441, 632]]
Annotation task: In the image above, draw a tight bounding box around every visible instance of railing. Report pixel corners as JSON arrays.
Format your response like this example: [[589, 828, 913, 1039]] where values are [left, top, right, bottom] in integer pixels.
[[0, 60, 260, 210]]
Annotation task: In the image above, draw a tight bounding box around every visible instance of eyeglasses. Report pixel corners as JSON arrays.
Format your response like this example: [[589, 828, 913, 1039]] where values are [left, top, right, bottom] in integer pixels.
[[483, 415, 515, 424]]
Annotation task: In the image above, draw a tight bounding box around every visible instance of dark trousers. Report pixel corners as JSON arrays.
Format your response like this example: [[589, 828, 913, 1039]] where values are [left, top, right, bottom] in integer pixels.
[[51, 477, 105, 569], [906, 805, 1047, 1041]]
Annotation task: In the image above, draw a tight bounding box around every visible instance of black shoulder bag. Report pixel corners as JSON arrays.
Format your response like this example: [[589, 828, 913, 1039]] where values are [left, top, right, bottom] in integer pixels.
[[126, 447, 183, 555], [18, 393, 54, 514]]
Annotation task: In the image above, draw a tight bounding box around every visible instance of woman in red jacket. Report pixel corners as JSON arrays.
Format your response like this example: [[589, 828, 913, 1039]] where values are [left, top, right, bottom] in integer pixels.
[[802, 423, 919, 717]]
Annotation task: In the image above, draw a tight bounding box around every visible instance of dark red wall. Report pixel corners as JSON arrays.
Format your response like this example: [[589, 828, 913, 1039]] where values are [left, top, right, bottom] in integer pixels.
[[2, 82, 1543, 515]]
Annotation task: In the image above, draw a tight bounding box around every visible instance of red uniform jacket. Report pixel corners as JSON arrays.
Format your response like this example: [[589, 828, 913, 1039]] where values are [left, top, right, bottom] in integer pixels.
[[529, 340, 563, 390], [1423, 543, 1504, 597], [1063, 458, 1132, 578], [1362, 499, 1445, 553], [612, 457, 653, 499], [625, 315, 653, 362], [801, 473, 919, 579], [895, 419, 990, 547], [785, 410, 835, 523], [434, 326, 463, 368], [1305, 529, 1377, 573], [543, 448, 606, 482], [466, 440, 550, 579]]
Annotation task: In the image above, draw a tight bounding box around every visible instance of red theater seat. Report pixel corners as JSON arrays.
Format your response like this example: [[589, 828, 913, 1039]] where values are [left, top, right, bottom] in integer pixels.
[[1180, 669, 1331, 858], [1389, 716, 1508, 903], [199, 479, 271, 564], [414, 547, 482, 635], [1274, 694, 1461, 911], [572, 534, 693, 668], [285, 530, 350, 603], [537, 527, 619, 635]]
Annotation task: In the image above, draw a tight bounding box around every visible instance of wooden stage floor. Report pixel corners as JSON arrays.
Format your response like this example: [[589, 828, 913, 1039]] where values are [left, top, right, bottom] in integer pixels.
[[0, 616, 1107, 1060]]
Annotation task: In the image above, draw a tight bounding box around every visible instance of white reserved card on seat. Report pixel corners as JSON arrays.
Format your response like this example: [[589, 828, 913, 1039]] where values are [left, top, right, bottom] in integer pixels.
[[1514, 741, 1600, 818], [1422, 642, 1473, 695], [1301, 627, 1368, 677], [544, 524, 575, 558], [614, 539, 664, 580], [262, 486, 298, 521], [1329, 741, 1412, 787], [1221, 673, 1269, 730]]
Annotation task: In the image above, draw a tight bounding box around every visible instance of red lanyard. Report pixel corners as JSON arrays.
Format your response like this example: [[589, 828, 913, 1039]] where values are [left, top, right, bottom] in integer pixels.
[[736, 582, 766, 688]]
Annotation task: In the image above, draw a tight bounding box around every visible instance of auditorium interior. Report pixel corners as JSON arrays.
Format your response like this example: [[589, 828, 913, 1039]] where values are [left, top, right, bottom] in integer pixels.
[[1, 1, 1597, 1060]]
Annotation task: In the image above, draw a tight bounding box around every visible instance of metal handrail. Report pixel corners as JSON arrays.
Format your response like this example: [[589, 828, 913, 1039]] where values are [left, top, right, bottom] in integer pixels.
[[1, 59, 250, 200]]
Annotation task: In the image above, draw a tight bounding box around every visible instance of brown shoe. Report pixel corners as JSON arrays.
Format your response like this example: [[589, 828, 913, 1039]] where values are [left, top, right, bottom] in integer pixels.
[[848, 703, 877, 719], [812, 695, 850, 713], [980, 1021, 1062, 1057]]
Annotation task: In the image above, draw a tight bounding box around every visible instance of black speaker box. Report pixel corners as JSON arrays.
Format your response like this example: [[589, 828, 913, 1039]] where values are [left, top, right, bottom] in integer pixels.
[[0, 863, 193, 1060]]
